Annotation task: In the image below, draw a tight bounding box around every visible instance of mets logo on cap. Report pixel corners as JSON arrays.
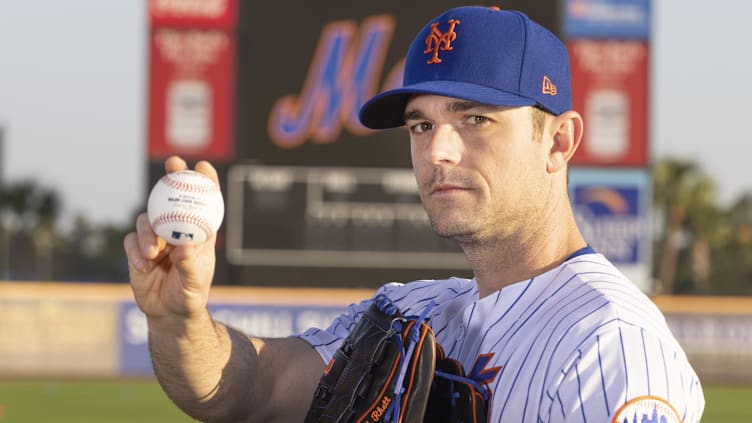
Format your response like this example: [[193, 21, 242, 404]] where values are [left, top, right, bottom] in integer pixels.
[[612, 396, 681, 423], [423, 18, 460, 64]]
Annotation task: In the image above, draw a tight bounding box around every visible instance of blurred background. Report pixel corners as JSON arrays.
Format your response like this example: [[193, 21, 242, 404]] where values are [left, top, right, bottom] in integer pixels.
[[0, 0, 750, 421]]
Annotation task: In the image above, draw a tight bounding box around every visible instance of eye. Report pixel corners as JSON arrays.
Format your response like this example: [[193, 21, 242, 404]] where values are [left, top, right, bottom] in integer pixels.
[[409, 121, 433, 135], [467, 115, 490, 125]]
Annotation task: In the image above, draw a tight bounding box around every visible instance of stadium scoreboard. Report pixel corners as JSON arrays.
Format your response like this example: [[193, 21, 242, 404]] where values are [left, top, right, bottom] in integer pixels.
[[226, 164, 464, 269], [147, 0, 559, 286]]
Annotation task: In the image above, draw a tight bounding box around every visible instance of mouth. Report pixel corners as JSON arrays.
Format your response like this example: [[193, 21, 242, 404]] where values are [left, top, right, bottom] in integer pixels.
[[429, 184, 470, 195]]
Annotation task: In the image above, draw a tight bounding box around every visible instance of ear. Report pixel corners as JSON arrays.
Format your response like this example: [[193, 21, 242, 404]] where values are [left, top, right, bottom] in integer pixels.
[[546, 110, 583, 174]]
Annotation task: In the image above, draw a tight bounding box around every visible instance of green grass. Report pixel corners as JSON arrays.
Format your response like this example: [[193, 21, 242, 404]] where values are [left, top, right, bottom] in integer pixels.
[[0, 380, 749, 422], [0, 380, 192, 422], [703, 384, 752, 422]]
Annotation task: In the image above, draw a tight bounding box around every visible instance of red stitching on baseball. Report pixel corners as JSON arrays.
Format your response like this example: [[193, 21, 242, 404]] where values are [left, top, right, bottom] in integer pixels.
[[151, 212, 213, 237], [161, 173, 220, 194]]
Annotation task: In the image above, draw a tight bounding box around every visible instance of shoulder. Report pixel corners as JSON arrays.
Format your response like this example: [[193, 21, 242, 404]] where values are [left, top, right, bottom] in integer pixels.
[[543, 253, 666, 328], [376, 277, 476, 316], [530, 253, 689, 386], [537, 254, 683, 358], [539, 255, 704, 422], [298, 276, 475, 358], [544, 321, 704, 422]]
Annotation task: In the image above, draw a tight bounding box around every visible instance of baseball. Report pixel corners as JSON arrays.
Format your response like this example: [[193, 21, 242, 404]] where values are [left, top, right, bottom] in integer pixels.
[[147, 170, 224, 245]]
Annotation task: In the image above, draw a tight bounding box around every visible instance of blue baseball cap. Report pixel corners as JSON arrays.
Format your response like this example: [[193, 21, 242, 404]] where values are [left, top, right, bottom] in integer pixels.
[[359, 6, 572, 129]]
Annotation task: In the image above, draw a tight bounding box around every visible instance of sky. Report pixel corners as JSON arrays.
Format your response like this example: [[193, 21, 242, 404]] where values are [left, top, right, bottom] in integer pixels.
[[0, 0, 750, 229]]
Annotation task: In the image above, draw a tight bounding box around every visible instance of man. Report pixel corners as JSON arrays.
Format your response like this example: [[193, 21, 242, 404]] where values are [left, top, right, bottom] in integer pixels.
[[124, 6, 704, 422]]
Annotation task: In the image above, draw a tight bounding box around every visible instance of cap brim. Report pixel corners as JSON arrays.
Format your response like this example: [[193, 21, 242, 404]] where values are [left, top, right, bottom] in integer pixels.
[[358, 81, 537, 129]]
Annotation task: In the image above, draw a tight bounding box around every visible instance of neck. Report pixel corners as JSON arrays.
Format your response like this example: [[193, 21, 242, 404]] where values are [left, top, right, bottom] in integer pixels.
[[460, 199, 587, 299]]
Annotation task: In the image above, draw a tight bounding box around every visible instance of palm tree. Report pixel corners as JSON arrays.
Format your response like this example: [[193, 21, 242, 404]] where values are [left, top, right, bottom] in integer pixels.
[[652, 158, 719, 294], [0, 181, 60, 280], [723, 193, 752, 294], [33, 189, 60, 280], [684, 178, 725, 294]]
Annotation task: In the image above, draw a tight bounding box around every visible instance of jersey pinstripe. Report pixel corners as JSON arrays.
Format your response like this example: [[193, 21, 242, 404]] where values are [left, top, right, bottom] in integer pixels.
[[299, 253, 705, 422]]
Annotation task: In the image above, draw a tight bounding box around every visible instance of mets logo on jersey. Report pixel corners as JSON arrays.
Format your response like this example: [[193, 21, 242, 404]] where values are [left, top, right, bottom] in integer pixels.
[[424, 19, 460, 64], [612, 396, 681, 423], [469, 353, 502, 384]]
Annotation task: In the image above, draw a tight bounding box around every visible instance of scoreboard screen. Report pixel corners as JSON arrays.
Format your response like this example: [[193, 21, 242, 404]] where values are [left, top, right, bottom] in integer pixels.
[[226, 164, 465, 269]]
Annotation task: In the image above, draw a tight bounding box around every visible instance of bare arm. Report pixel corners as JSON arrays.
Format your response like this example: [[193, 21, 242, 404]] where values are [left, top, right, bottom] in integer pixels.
[[147, 311, 324, 422], [124, 156, 325, 422]]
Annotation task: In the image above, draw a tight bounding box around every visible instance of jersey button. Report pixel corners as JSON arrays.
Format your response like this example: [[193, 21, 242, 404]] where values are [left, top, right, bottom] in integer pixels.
[[456, 325, 465, 341]]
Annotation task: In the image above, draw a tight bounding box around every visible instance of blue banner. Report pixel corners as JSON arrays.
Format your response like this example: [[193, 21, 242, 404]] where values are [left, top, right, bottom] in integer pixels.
[[569, 168, 649, 264], [118, 301, 348, 376], [564, 0, 651, 40], [568, 168, 652, 291]]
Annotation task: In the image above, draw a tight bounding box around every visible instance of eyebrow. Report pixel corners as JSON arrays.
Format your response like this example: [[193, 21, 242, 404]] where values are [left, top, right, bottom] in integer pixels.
[[403, 100, 502, 122]]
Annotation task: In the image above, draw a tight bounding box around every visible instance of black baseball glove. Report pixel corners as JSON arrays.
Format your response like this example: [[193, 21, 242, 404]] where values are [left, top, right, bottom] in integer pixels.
[[304, 295, 436, 423], [424, 344, 490, 423]]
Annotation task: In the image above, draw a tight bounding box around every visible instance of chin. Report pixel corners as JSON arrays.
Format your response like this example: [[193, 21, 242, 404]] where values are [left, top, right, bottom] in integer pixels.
[[429, 219, 478, 240]]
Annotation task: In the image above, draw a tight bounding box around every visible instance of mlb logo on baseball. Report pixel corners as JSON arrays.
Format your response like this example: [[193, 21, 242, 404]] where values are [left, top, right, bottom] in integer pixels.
[[147, 170, 225, 245], [171, 231, 195, 241]]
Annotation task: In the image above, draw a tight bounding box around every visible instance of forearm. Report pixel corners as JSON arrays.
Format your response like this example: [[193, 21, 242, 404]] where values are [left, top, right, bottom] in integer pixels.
[[147, 309, 262, 422]]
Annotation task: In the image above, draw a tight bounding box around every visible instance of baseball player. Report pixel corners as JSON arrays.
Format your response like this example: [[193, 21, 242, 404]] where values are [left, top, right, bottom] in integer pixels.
[[124, 6, 704, 423]]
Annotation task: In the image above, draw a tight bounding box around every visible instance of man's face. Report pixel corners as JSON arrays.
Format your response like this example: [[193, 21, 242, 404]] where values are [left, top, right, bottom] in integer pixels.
[[405, 95, 550, 243]]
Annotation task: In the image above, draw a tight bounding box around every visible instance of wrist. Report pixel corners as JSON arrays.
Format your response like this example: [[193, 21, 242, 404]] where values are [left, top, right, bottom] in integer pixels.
[[147, 307, 218, 342]]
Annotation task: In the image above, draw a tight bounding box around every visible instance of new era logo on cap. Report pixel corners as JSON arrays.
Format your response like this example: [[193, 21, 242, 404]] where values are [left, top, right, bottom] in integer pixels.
[[542, 76, 557, 96], [359, 6, 572, 129]]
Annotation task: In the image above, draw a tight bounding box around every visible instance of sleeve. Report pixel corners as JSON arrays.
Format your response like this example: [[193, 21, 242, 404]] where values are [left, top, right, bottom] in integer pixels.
[[296, 283, 402, 364], [542, 325, 705, 423]]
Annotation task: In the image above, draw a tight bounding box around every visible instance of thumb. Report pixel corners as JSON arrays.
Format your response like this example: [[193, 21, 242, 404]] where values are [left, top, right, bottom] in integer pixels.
[[168, 237, 217, 294]]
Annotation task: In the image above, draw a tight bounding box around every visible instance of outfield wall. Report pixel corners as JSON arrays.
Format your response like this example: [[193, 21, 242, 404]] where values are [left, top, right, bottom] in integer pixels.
[[0, 282, 750, 383]]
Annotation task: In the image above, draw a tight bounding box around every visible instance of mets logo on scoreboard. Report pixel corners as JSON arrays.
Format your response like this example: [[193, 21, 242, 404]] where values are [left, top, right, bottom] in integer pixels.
[[612, 395, 681, 423]]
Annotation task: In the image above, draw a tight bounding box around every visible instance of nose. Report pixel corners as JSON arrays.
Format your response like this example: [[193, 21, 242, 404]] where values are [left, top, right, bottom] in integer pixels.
[[421, 123, 463, 165]]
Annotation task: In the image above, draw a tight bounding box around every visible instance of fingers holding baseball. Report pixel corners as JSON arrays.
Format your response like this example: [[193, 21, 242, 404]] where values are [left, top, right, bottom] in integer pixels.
[[165, 155, 188, 173], [194, 160, 220, 187], [125, 157, 222, 318], [124, 214, 213, 318], [167, 234, 217, 290], [164, 156, 219, 188], [137, 212, 168, 259], [123, 212, 168, 273]]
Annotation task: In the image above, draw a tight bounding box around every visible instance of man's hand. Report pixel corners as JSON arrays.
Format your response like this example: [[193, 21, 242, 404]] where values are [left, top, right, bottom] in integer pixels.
[[123, 156, 221, 319]]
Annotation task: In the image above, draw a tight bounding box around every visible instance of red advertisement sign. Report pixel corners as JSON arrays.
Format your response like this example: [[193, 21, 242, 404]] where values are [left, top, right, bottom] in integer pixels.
[[147, 28, 235, 160], [149, 0, 237, 29], [569, 40, 649, 167]]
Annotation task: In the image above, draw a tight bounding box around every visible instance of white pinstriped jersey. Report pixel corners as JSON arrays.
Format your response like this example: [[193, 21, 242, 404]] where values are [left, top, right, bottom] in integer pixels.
[[300, 252, 705, 422]]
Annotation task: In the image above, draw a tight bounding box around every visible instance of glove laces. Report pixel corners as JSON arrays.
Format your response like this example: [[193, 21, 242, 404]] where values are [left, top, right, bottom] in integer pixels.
[[385, 299, 436, 422]]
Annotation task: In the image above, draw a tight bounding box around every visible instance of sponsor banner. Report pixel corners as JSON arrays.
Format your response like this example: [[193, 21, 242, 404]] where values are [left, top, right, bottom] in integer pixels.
[[147, 28, 235, 160], [0, 298, 118, 377], [663, 312, 752, 383], [569, 39, 649, 167], [568, 168, 651, 292], [564, 0, 650, 40], [1, 283, 752, 383], [665, 313, 752, 355], [149, 0, 237, 29], [119, 301, 347, 376]]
